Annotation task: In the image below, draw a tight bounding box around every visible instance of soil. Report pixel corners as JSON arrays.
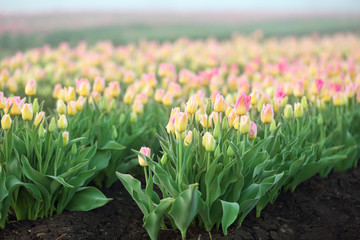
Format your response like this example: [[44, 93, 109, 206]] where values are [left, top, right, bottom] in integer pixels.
[[1, 167, 360, 240]]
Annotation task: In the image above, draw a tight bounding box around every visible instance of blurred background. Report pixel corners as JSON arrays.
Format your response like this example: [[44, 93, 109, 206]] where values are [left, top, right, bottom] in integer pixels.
[[1, 0, 360, 56]]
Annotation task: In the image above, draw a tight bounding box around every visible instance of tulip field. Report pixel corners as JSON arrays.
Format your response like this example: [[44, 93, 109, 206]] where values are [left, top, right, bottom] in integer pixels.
[[0, 33, 360, 239]]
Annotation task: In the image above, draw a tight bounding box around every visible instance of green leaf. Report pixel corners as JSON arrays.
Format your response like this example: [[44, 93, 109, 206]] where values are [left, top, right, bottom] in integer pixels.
[[144, 198, 174, 240], [65, 187, 111, 211], [100, 141, 126, 151], [220, 200, 239, 235], [168, 184, 202, 240]]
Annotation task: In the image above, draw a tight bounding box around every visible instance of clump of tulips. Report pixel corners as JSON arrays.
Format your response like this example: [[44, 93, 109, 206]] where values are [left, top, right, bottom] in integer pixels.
[[118, 80, 360, 239]]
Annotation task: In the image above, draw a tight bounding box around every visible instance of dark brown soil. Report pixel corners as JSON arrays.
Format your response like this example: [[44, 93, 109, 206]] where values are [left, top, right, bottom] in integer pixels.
[[1, 167, 360, 240]]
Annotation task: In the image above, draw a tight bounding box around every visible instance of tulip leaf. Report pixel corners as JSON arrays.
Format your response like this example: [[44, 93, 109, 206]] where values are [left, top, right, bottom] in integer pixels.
[[65, 186, 111, 211]]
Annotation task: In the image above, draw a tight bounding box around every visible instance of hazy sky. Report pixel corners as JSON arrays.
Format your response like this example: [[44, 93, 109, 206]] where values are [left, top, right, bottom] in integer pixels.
[[1, 0, 360, 13]]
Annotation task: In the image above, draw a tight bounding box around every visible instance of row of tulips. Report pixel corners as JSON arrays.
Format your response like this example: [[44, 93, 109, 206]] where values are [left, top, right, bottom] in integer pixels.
[[0, 33, 359, 238]]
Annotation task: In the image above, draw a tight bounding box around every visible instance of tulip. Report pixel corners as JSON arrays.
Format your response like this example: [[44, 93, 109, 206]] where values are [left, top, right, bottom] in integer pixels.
[[56, 100, 67, 114], [0, 92, 6, 110], [166, 116, 176, 134], [202, 132, 216, 152], [34, 111, 45, 127], [186, 97, 198, 114], [65, 87, 76, 102], [301, 96, 308, 110], [240, 115, 251, 134], [25, 79, 36, 96], [214, 94, 226, 113], [138, 147, 151, 167], [248, 121, 257, 140], [175, 112, 187, 133], [184, 131, 193, 146], [93, 77, 105, 93], [294, 103, 304, 118], [234, 94, 251, 116], [62, 131, 69, 146], [132, 100, 144, 114], [162, 92, 173, 107], [109, 81, 121, 98], [261, 104, 274, 124], [58, 114, 68, 130], [5, 97, 25, 115], [22, 104, 33, 121], [77, 78, 90, 97], [67, 101, 77, 116], [294, 81, 304, 97], [1, 114, 11, 130], [75, 96, 86, 111], [154, 89, 165, 102], [53, 84, 62, 99], [227, 109, 237, 128], [284, 104, 293, 119]]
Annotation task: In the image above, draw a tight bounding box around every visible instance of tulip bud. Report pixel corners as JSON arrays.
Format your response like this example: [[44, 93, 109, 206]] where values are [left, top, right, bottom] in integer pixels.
[[130, 111, 137, 123], [25, 79, 36, 96], [56, 100, 66, 114], [34, 112, 45, 127], [160, 153, 168, 165], [294, 103, 304, 119], [270, 120, 276, 132], [227, 146, 235, 156], [284, 104, 293, 119], [214, 145, 221, 158], [22, 104, 33, 121], [112, 126, 118, 139], [301, 96, 308, 110], [240, 115, 251, 134], [213, 123, 220, 138], [109, 81, 121, 98], [186, 97, 198, 114], [280, 96, 288, 107], [138, 147, 151, 167], [317, 115, 323, 125], [58, 114, 68, 130], [214, 94, 226, 113], [49, 117, 56, 132], [184, 131, 193, 146], [62, 131, 69, 146], [71, 143, 77, 155], [32, 98, 39, 113], [202, 132, 216, 152], [205, 99, 213, 116], [248, 121, 257, 140], [119, 114, 125, 125], [261, 104, 274, 124], [1, 114, 12, 130], [38, 124, 45, 137]]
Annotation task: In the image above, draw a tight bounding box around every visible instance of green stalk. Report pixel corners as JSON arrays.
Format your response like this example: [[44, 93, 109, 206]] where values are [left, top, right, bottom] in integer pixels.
[[264, 123, 268, 138], [242, 134, 247, 154], [178, 132, 183, 189]]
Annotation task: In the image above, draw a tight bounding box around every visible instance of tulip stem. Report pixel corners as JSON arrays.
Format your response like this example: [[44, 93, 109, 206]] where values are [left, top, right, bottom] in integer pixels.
[[178, 132, 183, 189], [144, 167, 148, 186], [264, 124, 268, 138], [242, 134, 247, 154], [206, 151, 211, 205], [296, 119, 300, 135], [237, 116, 241, 146]]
